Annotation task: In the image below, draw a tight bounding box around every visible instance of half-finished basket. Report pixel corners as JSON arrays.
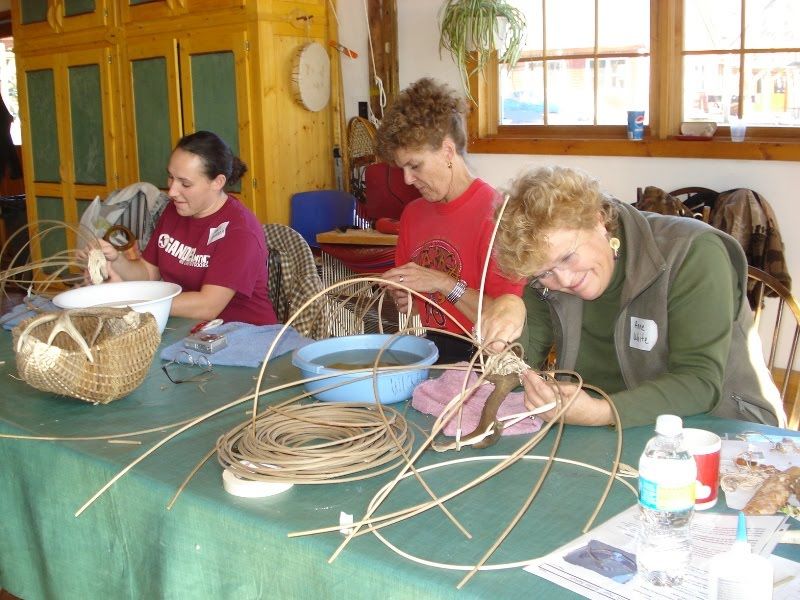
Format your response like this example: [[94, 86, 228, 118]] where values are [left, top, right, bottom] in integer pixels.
[[12, 307, 160, 404]]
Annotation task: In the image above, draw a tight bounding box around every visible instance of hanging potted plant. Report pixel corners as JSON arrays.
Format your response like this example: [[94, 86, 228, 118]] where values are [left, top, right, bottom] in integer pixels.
[[438, 0, 526, 103]]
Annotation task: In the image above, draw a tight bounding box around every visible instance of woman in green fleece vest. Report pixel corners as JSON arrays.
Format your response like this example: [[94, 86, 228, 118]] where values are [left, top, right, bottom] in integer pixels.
[[481, 166, 785, 429]]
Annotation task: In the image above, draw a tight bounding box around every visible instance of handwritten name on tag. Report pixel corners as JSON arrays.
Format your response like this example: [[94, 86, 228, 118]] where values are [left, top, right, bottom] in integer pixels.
[[629, 316, 658, 351]]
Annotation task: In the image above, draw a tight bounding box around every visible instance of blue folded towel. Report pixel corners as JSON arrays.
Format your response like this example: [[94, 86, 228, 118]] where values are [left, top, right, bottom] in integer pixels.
[[0, 295, 59, 330], [160, 321, 314, 367]]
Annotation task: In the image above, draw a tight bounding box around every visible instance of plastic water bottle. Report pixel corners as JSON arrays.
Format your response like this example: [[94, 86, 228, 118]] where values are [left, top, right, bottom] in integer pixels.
[[636, 414, 697, 587]]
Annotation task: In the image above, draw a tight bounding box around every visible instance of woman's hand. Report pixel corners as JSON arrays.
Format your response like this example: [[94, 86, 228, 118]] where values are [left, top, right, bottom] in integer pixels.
[[78, 238, 119, 263], [478, 294, 526, 351], [77, 239, 120, 285], [520, 370, 613, 426], [382, 262, 454, 313], [383, 262, 454, 295]]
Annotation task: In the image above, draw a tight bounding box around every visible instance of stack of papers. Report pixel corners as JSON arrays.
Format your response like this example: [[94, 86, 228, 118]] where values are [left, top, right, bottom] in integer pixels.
[[525, 505, 800, 599]]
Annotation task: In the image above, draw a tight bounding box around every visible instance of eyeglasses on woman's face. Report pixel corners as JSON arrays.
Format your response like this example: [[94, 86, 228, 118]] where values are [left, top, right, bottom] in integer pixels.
[[532, 230, 583, 286]]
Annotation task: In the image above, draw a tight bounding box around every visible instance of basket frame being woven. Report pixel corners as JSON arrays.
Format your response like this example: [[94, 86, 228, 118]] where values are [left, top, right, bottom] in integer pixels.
[[12, 307, 160, 404]]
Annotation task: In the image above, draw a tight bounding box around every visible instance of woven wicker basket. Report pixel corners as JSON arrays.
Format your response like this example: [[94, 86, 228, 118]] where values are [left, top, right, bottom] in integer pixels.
[[12, 307, 160, 404]]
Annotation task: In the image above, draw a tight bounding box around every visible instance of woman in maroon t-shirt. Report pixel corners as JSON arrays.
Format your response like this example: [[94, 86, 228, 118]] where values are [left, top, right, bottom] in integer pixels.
[[92, 131, 277, 325]]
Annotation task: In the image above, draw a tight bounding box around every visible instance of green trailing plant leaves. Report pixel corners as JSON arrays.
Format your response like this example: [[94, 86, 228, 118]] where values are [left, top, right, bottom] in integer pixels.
[[438, 0, 526, 103]]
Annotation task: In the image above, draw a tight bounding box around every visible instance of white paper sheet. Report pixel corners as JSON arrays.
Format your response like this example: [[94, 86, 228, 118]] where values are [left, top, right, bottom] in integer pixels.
[[525, 505, 790, 599], [719, 433, 800, 510]]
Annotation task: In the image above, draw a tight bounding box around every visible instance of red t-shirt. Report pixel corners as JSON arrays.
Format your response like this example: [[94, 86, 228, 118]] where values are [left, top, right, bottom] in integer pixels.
[[394, 178, 524, 334], [142, 195, 277, 325]]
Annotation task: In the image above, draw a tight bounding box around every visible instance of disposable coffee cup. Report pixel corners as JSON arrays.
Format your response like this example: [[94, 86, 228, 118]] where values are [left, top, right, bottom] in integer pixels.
[[729, 117, 746, 142], [683, 428, 721, 510], [627, 110, 645, 140]]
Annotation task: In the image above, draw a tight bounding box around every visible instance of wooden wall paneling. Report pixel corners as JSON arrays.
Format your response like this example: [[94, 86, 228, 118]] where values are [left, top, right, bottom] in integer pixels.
[[271, 32, 334, 226], [247, 19, 276, 224], [367, 0, 399, 120], [326, 0, 346, 191]]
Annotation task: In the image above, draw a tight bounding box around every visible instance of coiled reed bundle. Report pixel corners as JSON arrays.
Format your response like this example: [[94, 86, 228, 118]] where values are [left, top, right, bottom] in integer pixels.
[[216, 402, 414, 484]]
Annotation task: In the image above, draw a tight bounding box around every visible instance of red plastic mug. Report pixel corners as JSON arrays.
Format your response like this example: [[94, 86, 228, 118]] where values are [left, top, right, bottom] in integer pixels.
[[683, 428, 722, 510]]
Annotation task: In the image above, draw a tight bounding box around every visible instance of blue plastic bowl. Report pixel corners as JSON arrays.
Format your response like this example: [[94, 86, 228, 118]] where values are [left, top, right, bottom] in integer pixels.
[[291, 334, 438, 404]]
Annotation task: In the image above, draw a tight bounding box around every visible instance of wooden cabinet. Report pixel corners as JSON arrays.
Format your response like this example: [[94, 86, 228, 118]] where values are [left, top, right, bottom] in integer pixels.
[[13, 0, 337, 252], [119, 29, 253, 201], [121, 0, 246, 24], [16, 43, 119, 255], [15, 0, 111, 37]]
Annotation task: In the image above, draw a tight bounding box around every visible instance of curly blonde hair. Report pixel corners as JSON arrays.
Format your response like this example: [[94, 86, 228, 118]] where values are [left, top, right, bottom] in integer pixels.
[[376, 78, 468, 162], [494, 166, 617, 279]]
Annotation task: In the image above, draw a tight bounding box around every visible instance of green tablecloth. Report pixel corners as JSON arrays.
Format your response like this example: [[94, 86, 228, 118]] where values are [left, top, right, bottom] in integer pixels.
[[1, 320, 797, 599]]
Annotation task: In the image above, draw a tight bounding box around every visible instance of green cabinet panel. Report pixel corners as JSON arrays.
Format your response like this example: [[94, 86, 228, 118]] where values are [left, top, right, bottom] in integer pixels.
[[68, 64, 106, 185], [21, 0, 48, 24], [27, 69, 61, 184], [130, 0, 157, 5], [35, 196, 67, 262], [65, 0, 96, 17], [190, 52, 239, 156], [190, 51, 239, 191], [132, 57, 172, 186], [76, 198, 94, 222]]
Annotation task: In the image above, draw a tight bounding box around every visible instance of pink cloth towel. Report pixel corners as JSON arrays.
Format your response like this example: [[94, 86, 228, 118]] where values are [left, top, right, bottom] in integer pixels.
[[412, 364, 543, 437]]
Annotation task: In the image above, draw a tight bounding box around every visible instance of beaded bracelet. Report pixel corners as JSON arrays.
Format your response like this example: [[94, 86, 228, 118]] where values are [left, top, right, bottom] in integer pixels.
[[446, 278, 468, 304]]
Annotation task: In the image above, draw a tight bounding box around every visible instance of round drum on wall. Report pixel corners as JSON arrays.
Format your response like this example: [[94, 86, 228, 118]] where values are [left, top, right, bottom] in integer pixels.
[[291, 42, 331, 112]]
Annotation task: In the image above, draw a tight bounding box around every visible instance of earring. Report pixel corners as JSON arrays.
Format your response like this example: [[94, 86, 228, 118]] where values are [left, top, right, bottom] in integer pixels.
[[447, 160, 452, 169], [609, 237, 621, 259]]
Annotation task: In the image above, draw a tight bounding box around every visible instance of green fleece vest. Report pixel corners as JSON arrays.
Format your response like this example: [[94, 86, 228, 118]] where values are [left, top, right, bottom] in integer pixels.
[[541, 199, 785, 426]]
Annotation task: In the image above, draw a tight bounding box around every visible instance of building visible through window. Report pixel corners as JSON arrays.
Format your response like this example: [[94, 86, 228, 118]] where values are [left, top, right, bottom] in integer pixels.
[[0, 36, 19, 145]]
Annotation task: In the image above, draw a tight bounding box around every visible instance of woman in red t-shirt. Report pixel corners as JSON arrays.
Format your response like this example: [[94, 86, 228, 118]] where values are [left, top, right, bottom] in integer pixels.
[[376, 78, 523, 363]]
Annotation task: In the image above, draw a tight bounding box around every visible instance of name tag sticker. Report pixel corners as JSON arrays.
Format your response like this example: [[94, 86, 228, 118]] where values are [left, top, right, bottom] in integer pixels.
[[630, 316, 658, 351], [208, 221, 229, 244]]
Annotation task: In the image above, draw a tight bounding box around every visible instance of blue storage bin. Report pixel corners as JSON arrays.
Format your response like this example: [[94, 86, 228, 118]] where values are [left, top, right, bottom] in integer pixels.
[[291, 334, 438, 404], [290, 190, 356, 248]]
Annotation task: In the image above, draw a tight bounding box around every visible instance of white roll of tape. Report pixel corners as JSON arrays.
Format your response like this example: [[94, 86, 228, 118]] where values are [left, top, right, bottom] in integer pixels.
[[222, 467, 294, 498]]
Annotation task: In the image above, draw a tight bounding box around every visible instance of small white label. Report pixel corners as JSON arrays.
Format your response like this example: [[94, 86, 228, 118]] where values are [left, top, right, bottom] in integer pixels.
[[339, 511, 354, 535], [630, 316, 658, 351], [208, 221, 229, 244]]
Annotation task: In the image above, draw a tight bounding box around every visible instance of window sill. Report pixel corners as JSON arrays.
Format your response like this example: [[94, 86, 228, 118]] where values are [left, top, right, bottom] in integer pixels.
[[467, 135, 800, 161]]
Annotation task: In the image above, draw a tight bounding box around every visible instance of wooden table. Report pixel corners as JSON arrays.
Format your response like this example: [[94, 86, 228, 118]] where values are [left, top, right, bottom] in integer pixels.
[[316, 228, 398, 246]]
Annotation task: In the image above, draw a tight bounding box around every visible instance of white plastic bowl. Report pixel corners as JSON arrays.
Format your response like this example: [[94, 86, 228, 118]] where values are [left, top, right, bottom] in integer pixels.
[[52, 280, 182, 333]]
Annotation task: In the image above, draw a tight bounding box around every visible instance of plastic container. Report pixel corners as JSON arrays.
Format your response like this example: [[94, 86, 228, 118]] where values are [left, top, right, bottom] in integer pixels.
[[636, 414, 697, 587], [707, 512, 773, 599], [52, 280, 181, 334], [291, 334, 438, 404]]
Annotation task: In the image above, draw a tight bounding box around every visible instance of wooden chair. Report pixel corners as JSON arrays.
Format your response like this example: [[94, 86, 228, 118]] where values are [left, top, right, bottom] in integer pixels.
[[635, 186, 717, 223], [667, 186, 718, 223], [263, 223, 327, 339], [748, 266, 800, 429]]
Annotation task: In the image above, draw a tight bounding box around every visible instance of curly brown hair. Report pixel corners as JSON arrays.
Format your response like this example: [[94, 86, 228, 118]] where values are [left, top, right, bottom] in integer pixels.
[[494, 166, 618, 278], [376, 78, 468, 163]]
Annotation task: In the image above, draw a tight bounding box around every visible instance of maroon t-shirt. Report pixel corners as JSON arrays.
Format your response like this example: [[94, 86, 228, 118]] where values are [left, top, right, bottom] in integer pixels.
[[142, 195, 277, 325]]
